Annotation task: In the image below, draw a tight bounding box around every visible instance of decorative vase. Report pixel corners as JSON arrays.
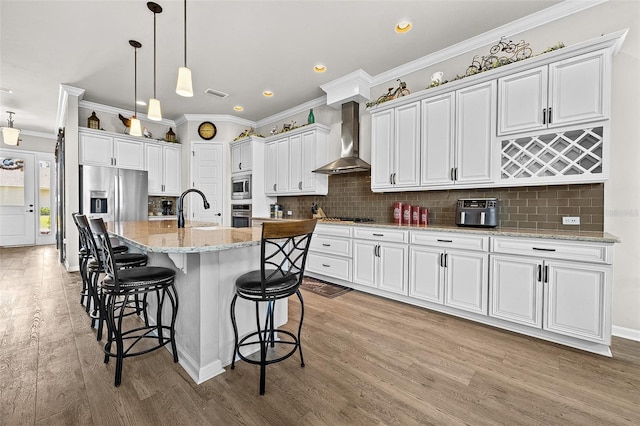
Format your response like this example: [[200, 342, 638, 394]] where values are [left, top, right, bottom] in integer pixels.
[[307, 109, 315, 124]]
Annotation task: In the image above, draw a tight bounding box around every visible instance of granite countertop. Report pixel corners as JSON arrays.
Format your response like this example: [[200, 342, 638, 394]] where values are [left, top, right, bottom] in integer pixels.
[[107, 220, 264, 253], [306, 219, 620, 244]]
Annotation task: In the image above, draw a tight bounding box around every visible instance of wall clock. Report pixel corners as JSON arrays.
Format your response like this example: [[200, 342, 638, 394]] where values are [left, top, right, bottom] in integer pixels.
[[198, 121, 217, 140]]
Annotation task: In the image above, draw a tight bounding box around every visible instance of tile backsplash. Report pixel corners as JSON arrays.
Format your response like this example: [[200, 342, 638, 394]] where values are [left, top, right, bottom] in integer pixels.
[[277, 172, 604, 231]]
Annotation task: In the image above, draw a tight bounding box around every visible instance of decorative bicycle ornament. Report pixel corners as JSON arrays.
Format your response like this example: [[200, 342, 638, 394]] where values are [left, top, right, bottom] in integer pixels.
[[366, 79, 411, 108]]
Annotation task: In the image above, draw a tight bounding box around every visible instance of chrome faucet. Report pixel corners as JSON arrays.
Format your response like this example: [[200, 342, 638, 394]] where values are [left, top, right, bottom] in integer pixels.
[[177, 188, 210, 228]]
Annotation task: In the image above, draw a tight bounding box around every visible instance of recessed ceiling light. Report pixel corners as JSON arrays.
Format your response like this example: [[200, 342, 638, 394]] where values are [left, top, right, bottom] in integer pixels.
[[136, 100, 147, 106], [0, 88, 13, 94], [234, 106, 244, 112], [314, 65, 326, 73], [395, 21, 412, 33], [263, 90, 273, 97]]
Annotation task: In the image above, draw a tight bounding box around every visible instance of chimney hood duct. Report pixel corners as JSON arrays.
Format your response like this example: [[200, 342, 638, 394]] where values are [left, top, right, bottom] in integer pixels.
[[313, 101, 371, 175]]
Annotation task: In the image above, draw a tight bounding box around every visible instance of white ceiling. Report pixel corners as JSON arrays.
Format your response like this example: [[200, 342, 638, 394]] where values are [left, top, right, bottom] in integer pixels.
[[0, 0, 569, 136]]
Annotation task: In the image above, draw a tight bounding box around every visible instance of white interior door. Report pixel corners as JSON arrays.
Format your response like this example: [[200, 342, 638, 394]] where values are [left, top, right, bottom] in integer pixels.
[[191, 142, 224, 225], [0, 151, 36, 246]]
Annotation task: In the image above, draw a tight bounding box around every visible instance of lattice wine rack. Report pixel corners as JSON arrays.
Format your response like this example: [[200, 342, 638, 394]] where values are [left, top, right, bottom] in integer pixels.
[[501, 127, 604, 180]]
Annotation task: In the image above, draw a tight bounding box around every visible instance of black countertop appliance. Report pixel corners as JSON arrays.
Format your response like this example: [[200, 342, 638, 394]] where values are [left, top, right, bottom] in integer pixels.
[[456, 198, 499, 227]]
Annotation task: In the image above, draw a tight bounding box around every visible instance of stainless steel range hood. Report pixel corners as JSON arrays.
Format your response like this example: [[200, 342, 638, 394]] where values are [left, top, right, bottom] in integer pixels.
[[313, 101, 371, 175]]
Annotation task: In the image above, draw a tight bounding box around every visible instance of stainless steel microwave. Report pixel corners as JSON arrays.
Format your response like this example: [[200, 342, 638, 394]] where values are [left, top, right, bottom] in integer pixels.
[[231, 175, 251, 200]]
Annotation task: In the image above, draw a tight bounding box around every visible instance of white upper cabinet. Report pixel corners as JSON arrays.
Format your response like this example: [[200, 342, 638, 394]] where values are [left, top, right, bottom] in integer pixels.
[[230, 139, 252, 174], [79, 130, 145, 170], [263, 124, 329, 196], [498, 50, 608, 135], [371, 101, 420, 190], [454, 80, 496, 185], [146, 142, 181, 196], [420, 93, 455, 186]]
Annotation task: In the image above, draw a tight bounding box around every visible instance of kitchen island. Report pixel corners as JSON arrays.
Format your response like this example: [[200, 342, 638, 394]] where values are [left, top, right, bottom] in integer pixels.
[[107, 220, 286, 384]]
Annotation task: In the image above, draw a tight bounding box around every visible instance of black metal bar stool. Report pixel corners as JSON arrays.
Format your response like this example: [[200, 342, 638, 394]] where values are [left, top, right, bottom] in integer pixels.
[[230, 219, 316, 395], [72, 212, 130, 310], [89, 217, 179, 387], [74, 214, 148, 340]]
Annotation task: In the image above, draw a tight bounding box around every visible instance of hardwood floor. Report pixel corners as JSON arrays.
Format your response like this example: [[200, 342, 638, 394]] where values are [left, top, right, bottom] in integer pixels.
[[1, 245, 639, 425]]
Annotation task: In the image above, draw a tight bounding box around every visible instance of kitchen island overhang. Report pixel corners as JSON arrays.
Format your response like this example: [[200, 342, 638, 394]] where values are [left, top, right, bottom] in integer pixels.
[[106, 220, 287, 384]]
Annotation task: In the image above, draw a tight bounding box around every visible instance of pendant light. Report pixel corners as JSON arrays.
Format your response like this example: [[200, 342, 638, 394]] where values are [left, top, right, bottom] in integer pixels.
[[2, 111, 20, 145], [129, 40, 143, 137], [176, 0, 193, 97], [147, 2, 163, 121]]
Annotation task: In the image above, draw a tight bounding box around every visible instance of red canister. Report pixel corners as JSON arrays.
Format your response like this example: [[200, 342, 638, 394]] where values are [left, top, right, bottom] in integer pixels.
[[412, 205, 420, 225], [420, 208, 429, 226], [393, 202, 403, 224], [402, 204, 412, 225]]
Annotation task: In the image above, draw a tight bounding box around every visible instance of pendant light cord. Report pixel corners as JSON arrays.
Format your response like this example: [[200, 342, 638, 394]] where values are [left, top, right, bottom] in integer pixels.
[[134, 47, 138, 117], [154, 11, 157, 98], [183, 0, 187, 67]]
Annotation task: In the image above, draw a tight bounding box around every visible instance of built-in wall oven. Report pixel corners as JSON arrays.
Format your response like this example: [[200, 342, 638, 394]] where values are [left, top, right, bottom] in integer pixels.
[[231, 175, 251, 200], [231, 204, 252, 228]]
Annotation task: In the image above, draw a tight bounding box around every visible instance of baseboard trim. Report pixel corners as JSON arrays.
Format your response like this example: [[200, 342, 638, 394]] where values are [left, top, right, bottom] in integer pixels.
[[612, 325, 640, 342]]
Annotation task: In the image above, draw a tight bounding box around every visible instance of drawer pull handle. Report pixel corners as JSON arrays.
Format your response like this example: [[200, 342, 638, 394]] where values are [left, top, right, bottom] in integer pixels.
[[322, 264, 331, 268], [373, 233, 384, 237], [533, 247, 556, 252], [437, 239, 453, 243], [322, 243, 331, 247]]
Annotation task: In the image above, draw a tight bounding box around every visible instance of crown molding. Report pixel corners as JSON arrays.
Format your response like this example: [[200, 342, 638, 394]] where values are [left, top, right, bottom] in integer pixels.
[[372, 0, 609, 86], [256, 96, 327, 128], [78, 100, 176, 127], [181, 114, 256, 128], [55, 84, 85, 130]]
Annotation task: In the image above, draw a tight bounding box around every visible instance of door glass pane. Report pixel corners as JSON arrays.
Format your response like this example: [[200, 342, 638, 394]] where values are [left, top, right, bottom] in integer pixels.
[[0, 157, 26, 206], [39, 160, 52, 235]]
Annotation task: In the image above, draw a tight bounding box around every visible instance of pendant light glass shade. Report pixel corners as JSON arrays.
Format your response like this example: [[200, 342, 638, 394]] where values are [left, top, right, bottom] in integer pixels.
[[2, 127, 20, 145], [147, 2, 163, 120], [176, 66, 193, 97], [147, 98, 162, 121], [2, 111, 20, 145], [176, 0, 193, 97], [129, 117, 143, 137]]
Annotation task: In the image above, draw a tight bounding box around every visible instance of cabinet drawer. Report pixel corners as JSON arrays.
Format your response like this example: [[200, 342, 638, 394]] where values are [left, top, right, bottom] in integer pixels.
[[353, 227, 408, 243], [491, 237, 611, 264], [310, 236, 351, 257], [306, 253, 352, 282], [315, 223, 352, 238], [410, 231, 489, 252]]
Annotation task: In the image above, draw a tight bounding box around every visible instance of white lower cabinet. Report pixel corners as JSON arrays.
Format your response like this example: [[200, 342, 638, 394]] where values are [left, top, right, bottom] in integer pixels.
[[353, 240, 407, 295], [490, 237, 613, 344], [306, 224, 353, 282], [409, 245, 488, 315]]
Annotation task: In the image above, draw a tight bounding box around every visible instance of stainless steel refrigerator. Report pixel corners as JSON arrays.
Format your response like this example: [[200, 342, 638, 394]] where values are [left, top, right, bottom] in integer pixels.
[[80, 165, 148, 223]]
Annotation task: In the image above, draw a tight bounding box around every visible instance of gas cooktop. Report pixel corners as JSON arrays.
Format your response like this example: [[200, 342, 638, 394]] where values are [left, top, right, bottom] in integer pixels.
[[318, 217, 375, 223]]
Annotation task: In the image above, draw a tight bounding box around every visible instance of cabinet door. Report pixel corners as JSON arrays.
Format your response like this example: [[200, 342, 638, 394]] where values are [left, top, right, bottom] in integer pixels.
[[276, 138, 289, 193], [421, 93, 455, 186], [544, 260, 610, 343], [300, 131, 318, 192], [288, 133, 303, 192], [394, 102, 420, 188], [489, 254, 542, 328], [444, 249, 488, 315], [162, 145, 182, 195], [409, 245, 444, 304], [378, 242, 408, 295], [240, 141, 252, 172], [114, 138, 145, 170], [145, 144, 163, 195], [79, 133, 113, 166], [264, 142, 277, 195], [498, 66, 548, 135], [455, 81, 495, 184], [352, 240, 377, 288], [549, 50, 608, 127], [371, 109, 394, 189], [230, 143, 242, 173]]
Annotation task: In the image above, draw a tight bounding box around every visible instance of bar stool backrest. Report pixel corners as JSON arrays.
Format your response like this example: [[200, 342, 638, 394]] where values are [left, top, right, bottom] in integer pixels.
[[259, 219, 317, 298], [88, 218, 120, 291], [71, 212, 89, 255]]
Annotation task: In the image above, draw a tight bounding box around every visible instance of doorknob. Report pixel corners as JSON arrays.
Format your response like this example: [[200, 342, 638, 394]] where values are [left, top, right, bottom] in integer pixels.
[[215, 213, 222, 216], [27, 209, 34, 212]]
